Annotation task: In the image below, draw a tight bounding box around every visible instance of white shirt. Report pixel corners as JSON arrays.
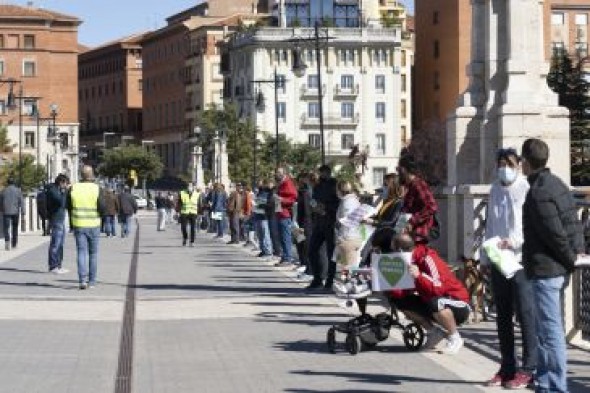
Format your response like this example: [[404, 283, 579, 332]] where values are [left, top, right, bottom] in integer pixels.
[[483, 174, 530, 264]]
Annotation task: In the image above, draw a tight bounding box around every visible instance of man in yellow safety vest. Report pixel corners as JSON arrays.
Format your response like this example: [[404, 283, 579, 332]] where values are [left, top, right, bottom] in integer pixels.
[[67, 165, 105, 290], [178, 182, 199, 246]]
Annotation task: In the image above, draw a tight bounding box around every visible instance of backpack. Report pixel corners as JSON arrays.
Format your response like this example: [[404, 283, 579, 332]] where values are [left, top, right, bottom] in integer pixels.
[[429, 212, 441, 241]]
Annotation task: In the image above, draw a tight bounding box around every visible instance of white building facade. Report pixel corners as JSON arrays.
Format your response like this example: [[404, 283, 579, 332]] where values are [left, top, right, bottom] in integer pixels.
[[223, 25, 409, 189]]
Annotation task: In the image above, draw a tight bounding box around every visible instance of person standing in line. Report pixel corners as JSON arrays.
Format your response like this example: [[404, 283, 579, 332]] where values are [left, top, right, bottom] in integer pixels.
[[36, 184, 49, 236], [210, 183, 227, 238], [274, 167, 299, 266], [118, 186, 137, 238], [267, 180, 282, 259], [254, 179, 273, 257], [102, 187, 119, 238], [1, 178, 24, 251], [241, 185, 254, 245], [46, 174, 69, 274], [178, 183, 199, 246], [397, 154, 438, 245], [483, 148, 538, 389], [155, 192, 167, 231], [196, 187, 208, 233], [306, 165, 339, 291], [520, 139, 585, 393], [67, 166, 105, 290], [294, 173, 314, 279], [227, 183, 243, 244]]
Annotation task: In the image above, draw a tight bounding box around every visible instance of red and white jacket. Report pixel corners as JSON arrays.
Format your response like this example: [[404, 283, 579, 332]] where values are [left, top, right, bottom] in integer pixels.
[[391, 245, 469, 304]]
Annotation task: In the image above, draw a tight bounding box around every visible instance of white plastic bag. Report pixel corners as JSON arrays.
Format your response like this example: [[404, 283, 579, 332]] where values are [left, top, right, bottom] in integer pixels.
[[482, 236, 523, 279]]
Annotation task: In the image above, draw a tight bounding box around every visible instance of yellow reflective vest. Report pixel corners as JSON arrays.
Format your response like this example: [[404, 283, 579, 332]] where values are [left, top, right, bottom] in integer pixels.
[[180, 190, 199, 215], [70, 182, 100, 228]]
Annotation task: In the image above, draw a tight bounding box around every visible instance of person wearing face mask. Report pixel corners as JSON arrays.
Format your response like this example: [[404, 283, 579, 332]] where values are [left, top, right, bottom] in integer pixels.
[[178, 182, 199, 246], [483, 148, 538, 389]]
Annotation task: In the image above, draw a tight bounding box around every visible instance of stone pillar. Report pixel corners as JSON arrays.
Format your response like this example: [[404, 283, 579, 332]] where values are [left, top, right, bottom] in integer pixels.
[[219, 135, 230, 187], [192, 146, 204, 188]]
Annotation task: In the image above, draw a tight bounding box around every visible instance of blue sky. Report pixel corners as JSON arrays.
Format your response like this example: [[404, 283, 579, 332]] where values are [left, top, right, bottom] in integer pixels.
[[15, 0, 414, 47]]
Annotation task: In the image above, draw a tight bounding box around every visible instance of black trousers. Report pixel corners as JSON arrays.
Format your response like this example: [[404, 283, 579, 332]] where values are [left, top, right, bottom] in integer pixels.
[[3, 215, 19, 246], [491, 267, 538, 376], [309, 221, 335, 285], [180, 214, 196, 243]]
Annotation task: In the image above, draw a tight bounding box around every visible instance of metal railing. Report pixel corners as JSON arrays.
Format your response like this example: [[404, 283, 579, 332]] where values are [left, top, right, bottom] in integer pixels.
[[575, 201, 590, 340], [334, 83, 359, 96]]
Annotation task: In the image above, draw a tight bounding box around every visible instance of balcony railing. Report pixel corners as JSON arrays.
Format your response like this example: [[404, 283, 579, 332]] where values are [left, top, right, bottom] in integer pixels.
[[300, 112, 360, 127], [334, 83, 359, 97], [300, 83, 326, 98]]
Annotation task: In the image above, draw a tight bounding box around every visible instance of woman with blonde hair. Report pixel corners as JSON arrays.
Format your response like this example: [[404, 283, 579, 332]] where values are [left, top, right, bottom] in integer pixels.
[[334, 180, 363, 269]]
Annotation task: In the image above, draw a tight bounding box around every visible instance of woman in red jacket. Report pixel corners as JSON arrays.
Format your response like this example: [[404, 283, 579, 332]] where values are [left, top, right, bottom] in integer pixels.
[[390, 233, 470, 354]]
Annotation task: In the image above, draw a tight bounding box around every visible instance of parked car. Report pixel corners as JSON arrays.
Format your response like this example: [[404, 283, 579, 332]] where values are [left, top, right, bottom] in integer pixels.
[[134, 194, 148, 209]]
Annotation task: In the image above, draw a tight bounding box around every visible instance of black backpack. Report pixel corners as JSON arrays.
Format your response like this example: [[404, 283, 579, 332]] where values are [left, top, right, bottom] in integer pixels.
[[429, 212, 441, 241]]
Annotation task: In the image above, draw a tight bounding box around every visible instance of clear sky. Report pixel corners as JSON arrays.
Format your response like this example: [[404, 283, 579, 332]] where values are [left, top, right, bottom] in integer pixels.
[[12, 0, 414, 48]]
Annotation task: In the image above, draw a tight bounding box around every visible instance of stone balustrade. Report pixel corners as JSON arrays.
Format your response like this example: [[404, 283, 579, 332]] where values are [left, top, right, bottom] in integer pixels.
[[0, 194, 42, 238]]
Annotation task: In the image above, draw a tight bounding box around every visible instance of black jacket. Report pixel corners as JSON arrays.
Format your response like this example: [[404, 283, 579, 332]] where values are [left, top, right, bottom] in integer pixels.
[[118, 192, 138, 215], [522, 169, 585, 278], [312, 177, 339, 223]]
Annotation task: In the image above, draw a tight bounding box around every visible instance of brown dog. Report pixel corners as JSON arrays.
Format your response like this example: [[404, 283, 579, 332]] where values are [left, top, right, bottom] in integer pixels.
[[457, 256, 485, 323]]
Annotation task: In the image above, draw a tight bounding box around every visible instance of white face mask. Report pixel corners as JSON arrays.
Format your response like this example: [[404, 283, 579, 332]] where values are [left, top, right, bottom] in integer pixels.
[[498, 167, 518, 185], [188, 186, 194, 193]]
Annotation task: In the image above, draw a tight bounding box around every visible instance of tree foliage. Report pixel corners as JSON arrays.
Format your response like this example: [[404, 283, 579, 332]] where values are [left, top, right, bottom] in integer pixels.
[[0, 123, 15, 153], [98, 145, 163, 181], [197, 105, 321, 186], [547, 47, 590, 185], [0, 155, 46, 192]]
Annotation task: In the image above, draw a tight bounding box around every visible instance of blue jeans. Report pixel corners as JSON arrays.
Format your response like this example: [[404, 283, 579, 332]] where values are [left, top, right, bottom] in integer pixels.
[[532, 276, 568, 393], [74, 227, 100, 285], [104, 215, 116, 236], [214, 212, 225, 237], [48, 218, 65, 270], [278, 217, 293, 262], [256, 216, 272, 255], [120, 215, 132, 237]]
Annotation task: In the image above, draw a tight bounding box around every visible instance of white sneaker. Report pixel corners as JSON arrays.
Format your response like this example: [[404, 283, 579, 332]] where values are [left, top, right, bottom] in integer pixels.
[[296, 265, 307, 274], [441, 334, 464, 355], [424, 326, 446, 350], [296, 273, 313, 282], [56, 268, 69, 274]]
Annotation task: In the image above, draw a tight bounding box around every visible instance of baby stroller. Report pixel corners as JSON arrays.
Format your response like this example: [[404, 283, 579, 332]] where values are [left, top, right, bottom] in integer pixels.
[[327, 227, 425, 355]]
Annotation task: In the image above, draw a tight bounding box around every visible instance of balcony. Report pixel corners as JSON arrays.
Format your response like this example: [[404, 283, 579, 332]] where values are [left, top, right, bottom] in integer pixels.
[[300, 112, 360, 127], [300, 84, 326, 98], [334, 83, 359, 97]]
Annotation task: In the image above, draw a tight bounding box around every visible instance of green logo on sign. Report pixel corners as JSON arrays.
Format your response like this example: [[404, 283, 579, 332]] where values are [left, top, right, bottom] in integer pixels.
[[379, 256, 406, 287]]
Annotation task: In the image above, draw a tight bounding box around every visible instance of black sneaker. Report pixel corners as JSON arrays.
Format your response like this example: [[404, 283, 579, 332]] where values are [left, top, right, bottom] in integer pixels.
[[305, 281, 323, 291], [182, 240, 187, 246]]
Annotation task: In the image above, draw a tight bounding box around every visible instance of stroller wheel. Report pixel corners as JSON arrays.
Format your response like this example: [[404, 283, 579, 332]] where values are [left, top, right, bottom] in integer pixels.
[[402, 323, 425, 351], [326, 327, 337, 353], [345, 332, 362, 355]]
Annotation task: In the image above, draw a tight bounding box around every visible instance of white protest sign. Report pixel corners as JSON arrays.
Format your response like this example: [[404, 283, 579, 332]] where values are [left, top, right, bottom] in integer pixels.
[[482, 236, 522, 279], [371, 252, 415, 291]]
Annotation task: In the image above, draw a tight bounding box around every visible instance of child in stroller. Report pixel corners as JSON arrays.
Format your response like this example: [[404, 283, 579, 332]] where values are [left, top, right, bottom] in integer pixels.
[[328, 231, 471, 355]]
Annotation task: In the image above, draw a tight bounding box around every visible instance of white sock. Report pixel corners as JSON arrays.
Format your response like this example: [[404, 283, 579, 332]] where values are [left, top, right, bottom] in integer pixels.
[[449, 331, 461, 341]]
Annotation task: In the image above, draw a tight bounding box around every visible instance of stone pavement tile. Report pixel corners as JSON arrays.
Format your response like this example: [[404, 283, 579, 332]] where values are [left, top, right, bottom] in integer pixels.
[[0, 230, 133, 299], [0, 233, 49, 264], [0, 320, 120, 393]]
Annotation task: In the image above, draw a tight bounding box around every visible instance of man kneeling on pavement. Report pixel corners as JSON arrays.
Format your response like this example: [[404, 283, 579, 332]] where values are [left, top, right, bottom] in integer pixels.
[[389, 233, 470, 355]]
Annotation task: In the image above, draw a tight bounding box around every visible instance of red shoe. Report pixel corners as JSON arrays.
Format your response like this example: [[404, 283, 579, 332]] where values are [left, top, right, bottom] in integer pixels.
[[503, 372, 533, 390], [485, 373, 507, 387]]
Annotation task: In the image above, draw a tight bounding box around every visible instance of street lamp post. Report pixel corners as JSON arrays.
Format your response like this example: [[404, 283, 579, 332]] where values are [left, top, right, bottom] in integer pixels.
[[251, 68, 284, 168], [289, 22, 334, 165], [48, 104, 59, 181]]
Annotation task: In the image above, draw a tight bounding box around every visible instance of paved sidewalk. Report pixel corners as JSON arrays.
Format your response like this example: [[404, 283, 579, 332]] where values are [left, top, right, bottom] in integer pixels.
[[0, 232, 49, 264], [0, 215, 586, 393]]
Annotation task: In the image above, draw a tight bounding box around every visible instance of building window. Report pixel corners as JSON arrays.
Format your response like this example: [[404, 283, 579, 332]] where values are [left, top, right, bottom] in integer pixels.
[[0, 100, 5, 115], [277, 74, 287, 93], [0, 35, 3, 48], [25, 132, 35, 148], [434, 40, 440, 59], [375, 75, 385, 93], [434, 71, 440, 90], [341, 102, 354, 119], [576, 42, 588, 57], [308, 102, 320, 118], [401, 50, 407, 67], [341, 75, 354, 90], [552, 12, 565, 25], [60, 133, 69, 149], [576, 14, 588, 26], [308, 74, 319, 89], [23, 99, 36, 116], [373, 167, 387, 187], [401, 99, 407, 119], [375, 134, 386, 155], [309, 134, 321, 148], [340, 49, 355, 65], [341, 134, 354, 150], [401, 74, 407, 92], [24, 35, 35, 49], [433, 11, 439, 25], [376, 102, 386, 123], [138, 79, 143, 91], [401, 125, 407, 144], [277, 102, 286, 121], [23, 60, 36, 77], [0, 60, 4, 76]]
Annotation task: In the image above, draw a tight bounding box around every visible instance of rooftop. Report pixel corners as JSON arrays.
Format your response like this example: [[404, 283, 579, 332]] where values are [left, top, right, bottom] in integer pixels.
[[0, 4, 81, 24]]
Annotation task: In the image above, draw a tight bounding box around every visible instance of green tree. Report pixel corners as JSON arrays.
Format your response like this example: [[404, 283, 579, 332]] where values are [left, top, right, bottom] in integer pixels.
[[547, 47, 590, 185], [98, 145, 163, 182], [0, 154, 46, 192], [0, 123, 15, 153]]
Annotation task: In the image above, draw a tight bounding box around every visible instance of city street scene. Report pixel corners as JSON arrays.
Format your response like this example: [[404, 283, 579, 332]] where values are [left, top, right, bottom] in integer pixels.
[[0, 1, 589, 392]]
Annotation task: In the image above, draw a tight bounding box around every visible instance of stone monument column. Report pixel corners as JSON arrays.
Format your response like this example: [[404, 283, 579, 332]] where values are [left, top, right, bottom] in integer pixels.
[[192, 146, 204, 188]]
